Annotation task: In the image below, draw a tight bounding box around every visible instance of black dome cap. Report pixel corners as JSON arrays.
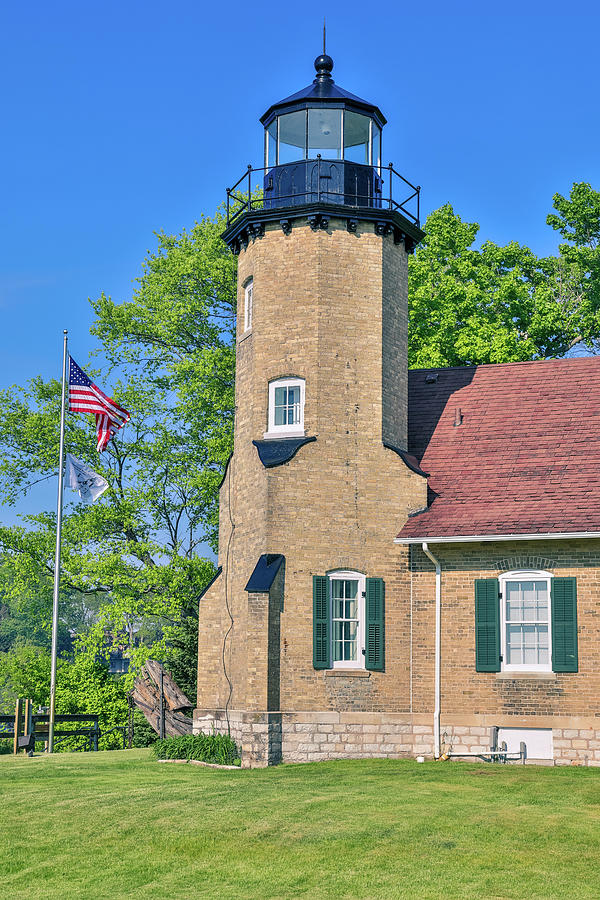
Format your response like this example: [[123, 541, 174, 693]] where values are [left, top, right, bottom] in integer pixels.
[[260, 54, 386, 128]]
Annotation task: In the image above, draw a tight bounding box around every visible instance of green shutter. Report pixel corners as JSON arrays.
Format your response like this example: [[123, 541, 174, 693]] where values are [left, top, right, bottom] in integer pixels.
[[551, 577, 578, 673], [313, 576, 330, 669], [365, 577, 385, 671], [475, 578, 500, 672]]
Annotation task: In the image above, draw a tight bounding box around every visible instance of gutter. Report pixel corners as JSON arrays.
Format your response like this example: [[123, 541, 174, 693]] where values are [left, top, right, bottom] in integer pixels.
[[421, 542, 441, 760], [395, 530, 600, 545]]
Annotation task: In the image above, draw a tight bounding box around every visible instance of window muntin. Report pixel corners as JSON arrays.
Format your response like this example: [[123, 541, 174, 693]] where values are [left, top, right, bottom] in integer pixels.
[[243, 280, 253, 332], [274, 384, 300, 426], [329, 571, 365, 668], [308, 108, 342, 159], [499, 571, 552, 672], [332, 578, 359, 662], [265, 377, 305, 438]]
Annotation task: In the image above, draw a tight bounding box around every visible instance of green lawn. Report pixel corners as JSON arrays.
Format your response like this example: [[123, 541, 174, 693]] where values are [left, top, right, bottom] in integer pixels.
[[1, 751, 599, 899]]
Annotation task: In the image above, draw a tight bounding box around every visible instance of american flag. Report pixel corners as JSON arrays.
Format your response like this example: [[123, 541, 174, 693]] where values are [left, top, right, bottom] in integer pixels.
[[68, 357, 130, 452]]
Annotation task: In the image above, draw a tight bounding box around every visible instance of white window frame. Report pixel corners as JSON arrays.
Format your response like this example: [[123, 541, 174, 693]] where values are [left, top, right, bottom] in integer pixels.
[[329, 570, 366, 670], [264, 377, 305, 439], [243, 279, 253, 332], [499, 570, 553, 673]]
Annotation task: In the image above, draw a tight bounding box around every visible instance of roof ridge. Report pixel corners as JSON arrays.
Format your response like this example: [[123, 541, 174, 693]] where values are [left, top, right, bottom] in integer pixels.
[[409, 356, 600, 375]]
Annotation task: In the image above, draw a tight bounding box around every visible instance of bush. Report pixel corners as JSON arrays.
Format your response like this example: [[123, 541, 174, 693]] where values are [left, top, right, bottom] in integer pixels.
[[152, 733, 240, 766], [131, 709, 158, 748]]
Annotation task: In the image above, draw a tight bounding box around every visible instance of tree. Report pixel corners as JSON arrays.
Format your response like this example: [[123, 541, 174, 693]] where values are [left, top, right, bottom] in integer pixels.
[[0, 211, 235, 698], [408, 199, 600, 368], [1, 187, 599, 716], [0, 645, 129, 749], [546, 181, 600, 353]]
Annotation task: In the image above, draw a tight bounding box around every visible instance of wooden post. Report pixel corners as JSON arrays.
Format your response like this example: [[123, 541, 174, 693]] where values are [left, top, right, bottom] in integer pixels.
[[13, 699, 23, 755], [24, 699, 32, 754], [159, 669, 165, 740]]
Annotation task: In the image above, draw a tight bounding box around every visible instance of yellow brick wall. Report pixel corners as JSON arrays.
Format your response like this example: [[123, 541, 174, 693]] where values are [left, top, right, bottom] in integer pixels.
[[196, 216, 426, 720], [408, 540, 600, 720]]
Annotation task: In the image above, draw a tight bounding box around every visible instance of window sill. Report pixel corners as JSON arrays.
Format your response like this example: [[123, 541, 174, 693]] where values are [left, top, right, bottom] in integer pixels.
[[325, 669, 371, 678], [238, 328, 252, 343], [495, 671, 556, 680], [262, 429, 306, 441]]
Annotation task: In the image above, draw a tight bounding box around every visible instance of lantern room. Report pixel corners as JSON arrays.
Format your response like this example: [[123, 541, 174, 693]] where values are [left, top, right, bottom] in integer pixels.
[[260, 54, 385, 209], [262, 55, 384, 170], [222, 51, 421, 252]]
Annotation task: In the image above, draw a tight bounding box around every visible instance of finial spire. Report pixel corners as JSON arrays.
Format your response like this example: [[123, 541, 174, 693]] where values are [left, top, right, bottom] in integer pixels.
[[314, 22, 333, 83]]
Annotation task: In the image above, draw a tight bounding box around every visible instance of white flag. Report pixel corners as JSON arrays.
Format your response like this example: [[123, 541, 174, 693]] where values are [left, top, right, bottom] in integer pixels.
[[66, 453, 109, 503]]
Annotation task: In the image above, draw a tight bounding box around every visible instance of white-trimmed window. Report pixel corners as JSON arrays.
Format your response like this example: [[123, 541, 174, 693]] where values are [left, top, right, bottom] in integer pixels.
[[330, 570, 365, 669], [264, 377, 305, 438], [243, 279, 253, 331], [499, 570, 552, 672]]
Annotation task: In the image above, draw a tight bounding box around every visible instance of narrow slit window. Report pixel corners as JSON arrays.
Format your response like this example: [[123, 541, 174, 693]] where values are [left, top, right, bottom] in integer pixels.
[[244, 280, 253, 331]]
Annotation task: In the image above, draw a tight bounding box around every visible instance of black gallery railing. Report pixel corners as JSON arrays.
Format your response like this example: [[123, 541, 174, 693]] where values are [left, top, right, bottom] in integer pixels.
[[226, 158, 420, 228]]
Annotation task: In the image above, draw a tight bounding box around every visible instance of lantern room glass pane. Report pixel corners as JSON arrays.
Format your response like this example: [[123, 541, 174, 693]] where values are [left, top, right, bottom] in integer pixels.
[[265, 120, 277, 168], [278, 111, 306, 164], [372, 122, 381, 171], [308, 108, 342, 159], [344, 111, 370, 164]]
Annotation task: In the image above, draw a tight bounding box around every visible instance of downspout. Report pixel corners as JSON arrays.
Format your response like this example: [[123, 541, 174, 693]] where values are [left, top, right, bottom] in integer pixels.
[[422, 542, 441, 759]]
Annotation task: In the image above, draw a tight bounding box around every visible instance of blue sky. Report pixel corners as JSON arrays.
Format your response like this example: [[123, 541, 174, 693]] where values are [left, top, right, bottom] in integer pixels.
[[1, 0, 599, 524]]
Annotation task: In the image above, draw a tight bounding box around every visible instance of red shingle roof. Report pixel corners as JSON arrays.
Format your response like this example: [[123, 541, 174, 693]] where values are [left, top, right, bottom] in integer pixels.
[[397, 357, 600, 540]]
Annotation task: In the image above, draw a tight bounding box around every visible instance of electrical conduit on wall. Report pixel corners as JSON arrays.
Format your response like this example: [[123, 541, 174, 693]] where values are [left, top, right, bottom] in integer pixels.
[[422, 542, 441, 759]]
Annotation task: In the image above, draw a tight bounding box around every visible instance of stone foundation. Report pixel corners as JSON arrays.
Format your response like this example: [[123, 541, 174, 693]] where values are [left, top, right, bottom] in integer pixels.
[[194, 708, 600, 768]]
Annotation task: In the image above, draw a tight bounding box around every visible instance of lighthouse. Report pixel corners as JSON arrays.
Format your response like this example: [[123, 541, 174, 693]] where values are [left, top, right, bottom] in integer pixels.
[[195, 53, 426, 767]]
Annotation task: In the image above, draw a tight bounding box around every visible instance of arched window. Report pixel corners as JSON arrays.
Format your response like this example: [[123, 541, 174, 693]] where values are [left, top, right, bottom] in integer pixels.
[[329, 570, 365, 669], [265, 377, 305, 438]]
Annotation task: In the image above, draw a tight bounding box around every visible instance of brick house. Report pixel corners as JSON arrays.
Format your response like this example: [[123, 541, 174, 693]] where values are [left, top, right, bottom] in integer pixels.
[[195, 54, 600, 767]]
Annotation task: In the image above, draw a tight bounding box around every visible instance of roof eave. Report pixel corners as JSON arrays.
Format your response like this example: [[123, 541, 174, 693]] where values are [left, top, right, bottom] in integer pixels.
[[260, 98, 386, 129], [395, 530, 600, 545]]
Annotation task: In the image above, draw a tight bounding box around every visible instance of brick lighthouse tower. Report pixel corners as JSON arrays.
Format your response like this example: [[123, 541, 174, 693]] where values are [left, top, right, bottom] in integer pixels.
[[195, 52, 426, 766]]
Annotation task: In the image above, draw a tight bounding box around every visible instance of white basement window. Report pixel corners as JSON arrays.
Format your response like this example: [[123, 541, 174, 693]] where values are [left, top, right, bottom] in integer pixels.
[[264, 377, 305, 439]]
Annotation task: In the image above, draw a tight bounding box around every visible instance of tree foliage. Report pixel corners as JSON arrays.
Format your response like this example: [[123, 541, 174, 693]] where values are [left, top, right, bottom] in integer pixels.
[[1, 186, 599, 721], [408, 185, 600, 368], [0, 212, 235, 703]]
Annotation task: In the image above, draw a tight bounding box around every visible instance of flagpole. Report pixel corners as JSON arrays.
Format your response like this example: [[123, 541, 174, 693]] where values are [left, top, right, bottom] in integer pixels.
[[49, 330, 68, 754]]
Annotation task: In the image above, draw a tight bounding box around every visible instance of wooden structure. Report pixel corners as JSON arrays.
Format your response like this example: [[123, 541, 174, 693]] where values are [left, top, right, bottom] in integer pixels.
[[0, 703, 105, 753], [131, 660, 193, 737]]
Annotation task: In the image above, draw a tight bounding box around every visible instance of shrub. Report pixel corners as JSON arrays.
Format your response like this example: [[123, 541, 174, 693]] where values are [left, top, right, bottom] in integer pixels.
[[152, 732, 240, 766], [131, 710, 158, 748]]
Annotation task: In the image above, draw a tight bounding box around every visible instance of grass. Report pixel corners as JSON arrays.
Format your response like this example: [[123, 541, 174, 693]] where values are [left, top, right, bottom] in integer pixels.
[[1, 751, 599, 899]]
